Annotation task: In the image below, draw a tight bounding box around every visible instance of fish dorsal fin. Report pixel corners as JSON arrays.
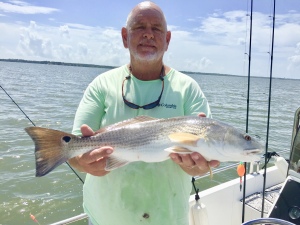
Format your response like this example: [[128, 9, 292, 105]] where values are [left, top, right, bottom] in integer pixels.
[[95, 116, 158, 134], [168, 133, 201, 147], [105, 156, 130, 171]]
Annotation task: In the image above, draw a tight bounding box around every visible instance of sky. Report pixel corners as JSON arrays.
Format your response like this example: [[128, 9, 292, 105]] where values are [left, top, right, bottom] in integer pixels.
[[0, 0, 299, 79]]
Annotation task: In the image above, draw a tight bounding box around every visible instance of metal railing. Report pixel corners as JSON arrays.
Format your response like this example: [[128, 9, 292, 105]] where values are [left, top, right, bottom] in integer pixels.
[[50, 213, 88, 225]]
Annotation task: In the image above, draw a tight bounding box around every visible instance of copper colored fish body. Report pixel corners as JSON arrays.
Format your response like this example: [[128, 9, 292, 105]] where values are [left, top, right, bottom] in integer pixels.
[[25, 116, 263, 177]]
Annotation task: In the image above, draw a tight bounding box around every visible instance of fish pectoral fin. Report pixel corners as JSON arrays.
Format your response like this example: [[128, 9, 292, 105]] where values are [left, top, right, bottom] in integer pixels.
[[168, 133, 201, 147], [105, 156, 130, 171], [164, 146, 193, 154]]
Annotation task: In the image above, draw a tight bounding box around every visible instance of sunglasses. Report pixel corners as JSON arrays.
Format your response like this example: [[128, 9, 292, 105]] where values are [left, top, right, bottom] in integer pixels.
[[122, 66, 165, 110]]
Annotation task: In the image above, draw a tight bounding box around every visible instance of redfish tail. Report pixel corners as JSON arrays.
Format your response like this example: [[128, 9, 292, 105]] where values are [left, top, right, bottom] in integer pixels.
[[25, 127, 75, 177]]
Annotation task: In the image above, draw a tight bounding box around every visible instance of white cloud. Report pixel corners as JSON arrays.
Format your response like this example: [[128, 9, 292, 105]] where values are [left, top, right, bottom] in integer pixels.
[[0, 1, 59, 14], [77, 42, 88, 56], [18, 22, 53, 58], [0, 7, 299, 79], [169, 9, 300, 78], [8, 1, 29, 6], [65, 23, 94, 30], [184, 57, 212, 71], [59, 25, 70, 38], [0, 20, 127, 66], [287, 42, 300, 78], [57, 44, 73, 60]]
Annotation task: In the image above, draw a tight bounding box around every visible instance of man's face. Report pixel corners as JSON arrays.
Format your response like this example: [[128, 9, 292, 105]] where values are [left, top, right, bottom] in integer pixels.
[[122, 7, 171, 62]]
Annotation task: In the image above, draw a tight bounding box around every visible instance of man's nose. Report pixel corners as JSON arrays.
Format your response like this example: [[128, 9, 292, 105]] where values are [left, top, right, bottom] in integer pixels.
[[143, 27, 154, 39]]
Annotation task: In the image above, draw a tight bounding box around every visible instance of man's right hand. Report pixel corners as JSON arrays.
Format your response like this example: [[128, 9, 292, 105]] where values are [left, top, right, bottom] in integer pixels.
[[68, 124, 114, 176]]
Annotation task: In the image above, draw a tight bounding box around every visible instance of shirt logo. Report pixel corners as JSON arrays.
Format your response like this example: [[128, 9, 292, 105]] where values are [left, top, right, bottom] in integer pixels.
[[158, 103, 177, 109]]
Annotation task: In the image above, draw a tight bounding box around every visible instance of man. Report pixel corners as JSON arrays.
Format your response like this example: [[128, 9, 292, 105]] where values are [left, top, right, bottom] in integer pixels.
[[69, 2, 219, 225]]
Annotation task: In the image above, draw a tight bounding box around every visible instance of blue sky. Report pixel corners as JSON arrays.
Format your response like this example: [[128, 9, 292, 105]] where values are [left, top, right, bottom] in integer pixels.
[[0, 0, 299, 79]]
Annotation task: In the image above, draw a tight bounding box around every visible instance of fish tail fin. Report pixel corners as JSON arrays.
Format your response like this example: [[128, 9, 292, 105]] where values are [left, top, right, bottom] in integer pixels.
[[25, 127, 75, 177]]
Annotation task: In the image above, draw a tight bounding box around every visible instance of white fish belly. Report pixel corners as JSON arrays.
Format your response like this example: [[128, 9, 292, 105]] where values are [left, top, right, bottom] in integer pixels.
[[112, 140, 172, 163]]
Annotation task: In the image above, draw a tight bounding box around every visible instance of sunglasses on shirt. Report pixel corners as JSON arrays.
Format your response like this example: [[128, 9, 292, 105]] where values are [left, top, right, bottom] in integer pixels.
[[122, 66, 165, 110]]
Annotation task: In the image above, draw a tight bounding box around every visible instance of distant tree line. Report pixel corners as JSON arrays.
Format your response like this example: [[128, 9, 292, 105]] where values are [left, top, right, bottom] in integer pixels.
[[0, 58, 116, 69], [0, 58, 244, 78]]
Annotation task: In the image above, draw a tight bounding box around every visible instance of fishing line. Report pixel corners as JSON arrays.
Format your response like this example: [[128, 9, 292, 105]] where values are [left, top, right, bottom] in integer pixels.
[[0, 84, 36, 126], [241, 0, 250, 97], [241, 0, 254, 222], [261, 0, 276, 217], [0, 84, 84, 184]]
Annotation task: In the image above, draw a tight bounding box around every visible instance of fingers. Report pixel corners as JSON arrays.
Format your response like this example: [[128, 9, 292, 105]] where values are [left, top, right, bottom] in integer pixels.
[[170, 152, 220, 176], [75, 146, 114, 176], [81, 124, 95, 137], [208, 160, 220, 168], [80, 147, 113, 164], [170, 153, 196, 168], [169, 153, 183, 165], [198, 112, 206, 117], [191, 153, 219, 172], [79, 125, 111, 175]]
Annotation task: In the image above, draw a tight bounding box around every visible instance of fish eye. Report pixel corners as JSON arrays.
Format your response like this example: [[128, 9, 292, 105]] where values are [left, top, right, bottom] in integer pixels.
[[244, 134, 251, 141], [62, 136, 71, 143]]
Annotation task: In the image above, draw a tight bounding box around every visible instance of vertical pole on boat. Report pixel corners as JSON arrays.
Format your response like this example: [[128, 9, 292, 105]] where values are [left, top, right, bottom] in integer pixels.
[[261, 0, 276, 218], [245, 0, 253, 134], [242, 0, 253, 222]]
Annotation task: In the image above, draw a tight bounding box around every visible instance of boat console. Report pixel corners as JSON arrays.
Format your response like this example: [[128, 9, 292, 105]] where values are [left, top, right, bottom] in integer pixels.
[[267, 107, 300, 224]]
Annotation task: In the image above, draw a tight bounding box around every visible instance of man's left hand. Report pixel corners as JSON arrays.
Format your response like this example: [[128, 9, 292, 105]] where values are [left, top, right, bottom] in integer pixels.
[[170, 152, 220, 176]]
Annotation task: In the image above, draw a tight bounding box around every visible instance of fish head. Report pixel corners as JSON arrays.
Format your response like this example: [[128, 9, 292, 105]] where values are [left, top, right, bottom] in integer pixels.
[[222, 127, 263, 162]]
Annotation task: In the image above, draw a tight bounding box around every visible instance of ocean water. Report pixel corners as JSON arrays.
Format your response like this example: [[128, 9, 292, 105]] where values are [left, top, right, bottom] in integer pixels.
[[0, 61, 299, 225]]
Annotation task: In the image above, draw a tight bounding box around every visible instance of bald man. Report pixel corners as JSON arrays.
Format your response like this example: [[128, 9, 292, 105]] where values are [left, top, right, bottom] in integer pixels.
[[69, 2, 218, 224]]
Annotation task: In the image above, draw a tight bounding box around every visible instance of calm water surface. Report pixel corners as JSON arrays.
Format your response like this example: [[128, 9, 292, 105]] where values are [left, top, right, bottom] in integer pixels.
[[0, 61, 299, 224]]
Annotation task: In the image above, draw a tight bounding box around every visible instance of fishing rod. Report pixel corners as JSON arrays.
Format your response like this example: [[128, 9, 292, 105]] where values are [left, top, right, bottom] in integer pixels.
[[242, 0, 254, 222], [0, 84, 84, 184], [261, 0, 276, 217]]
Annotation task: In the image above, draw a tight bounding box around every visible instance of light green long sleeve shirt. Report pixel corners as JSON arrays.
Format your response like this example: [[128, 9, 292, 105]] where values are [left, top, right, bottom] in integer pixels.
[[72, 65, 211, 225]]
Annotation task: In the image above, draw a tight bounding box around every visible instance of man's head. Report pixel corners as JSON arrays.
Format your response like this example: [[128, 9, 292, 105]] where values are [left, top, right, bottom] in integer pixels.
[[126, 1, 167, 30], [122, 1, 171, 63]]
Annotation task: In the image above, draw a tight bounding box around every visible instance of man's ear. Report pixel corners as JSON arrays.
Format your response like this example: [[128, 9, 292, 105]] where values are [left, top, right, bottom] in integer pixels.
[[121, 27, 128, 48], [165, 31, 171, 51]]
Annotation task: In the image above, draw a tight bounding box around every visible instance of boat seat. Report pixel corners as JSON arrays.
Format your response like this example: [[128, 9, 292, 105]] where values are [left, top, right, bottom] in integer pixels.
[[242, 182, 283, 215]]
